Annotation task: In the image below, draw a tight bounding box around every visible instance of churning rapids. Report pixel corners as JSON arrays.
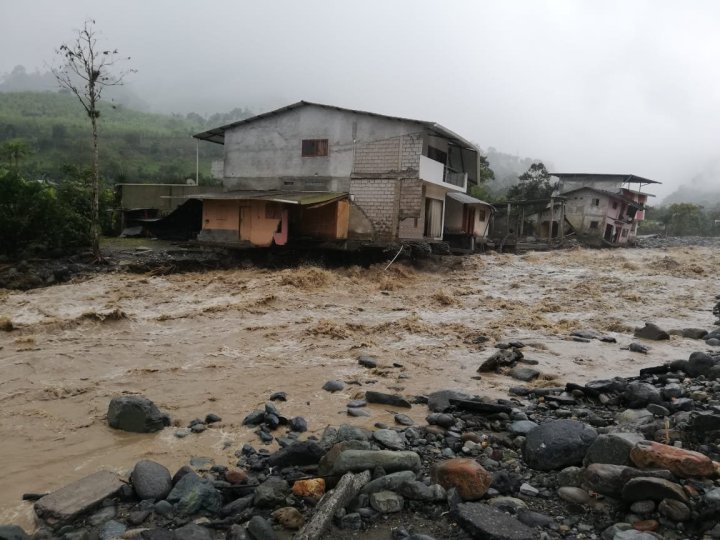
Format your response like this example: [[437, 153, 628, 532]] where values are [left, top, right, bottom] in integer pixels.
[[1, 245, 718, 529]]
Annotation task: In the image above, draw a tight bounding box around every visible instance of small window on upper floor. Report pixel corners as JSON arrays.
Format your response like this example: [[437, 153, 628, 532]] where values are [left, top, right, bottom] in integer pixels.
[[302, 139, 329, 157], [589, 221, 599, 229], [592, 198, 600, 207]]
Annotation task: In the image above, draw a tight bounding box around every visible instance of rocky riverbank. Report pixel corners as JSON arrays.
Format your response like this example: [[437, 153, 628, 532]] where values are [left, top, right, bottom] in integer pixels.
[[2, 294, 720, 540]]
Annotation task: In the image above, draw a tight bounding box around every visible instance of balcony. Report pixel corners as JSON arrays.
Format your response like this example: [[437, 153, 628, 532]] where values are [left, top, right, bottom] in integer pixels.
[[419, 155, 467, 192]]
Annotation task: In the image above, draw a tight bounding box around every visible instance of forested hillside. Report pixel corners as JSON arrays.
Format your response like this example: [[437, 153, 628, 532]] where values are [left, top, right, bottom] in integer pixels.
[[0, 91, 250, 183]]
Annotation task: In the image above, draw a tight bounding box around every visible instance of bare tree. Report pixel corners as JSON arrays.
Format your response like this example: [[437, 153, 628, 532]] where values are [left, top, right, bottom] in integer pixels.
[[52, 19, 134, 260]]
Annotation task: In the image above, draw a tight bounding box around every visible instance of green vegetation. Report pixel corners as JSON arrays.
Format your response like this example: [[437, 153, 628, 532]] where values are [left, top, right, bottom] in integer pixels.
[[0, 90, 232, 183], [641, 203, 720, 236]]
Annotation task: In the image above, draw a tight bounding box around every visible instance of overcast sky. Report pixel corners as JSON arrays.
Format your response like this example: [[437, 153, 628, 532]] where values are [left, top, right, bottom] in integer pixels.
[[1, 0, 719, 198]]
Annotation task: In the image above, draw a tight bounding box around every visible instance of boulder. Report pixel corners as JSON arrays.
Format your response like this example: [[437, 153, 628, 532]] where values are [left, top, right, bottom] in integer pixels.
[[173, 524, 213, 540], [454, 502, 535, 540], [623, 382, 661, 409], [34, 471, 124, 525], [107, 396, 169, 433], [621, 477, 688, 503], [629, 440, 715, 477], [323, 450, 421, 476], [369, 491, 404, 513], [360, 471, 416, 495], [372, 429, 406, 450], [0, 526, 30, 540], [478, 349, 523, 372], [427, 390, 472, 412], [254, 477, 289, 508], [166, 473, 222, 516], [131, 460, 172, 501], [634, 323, 669, 341], [584, 433, 644, 466], [246, 516, 277, 540], [431, 458, 492, 501], [267, 441, 324, 467], [523, 420, 597, 470], [365, 391, 411, 408]]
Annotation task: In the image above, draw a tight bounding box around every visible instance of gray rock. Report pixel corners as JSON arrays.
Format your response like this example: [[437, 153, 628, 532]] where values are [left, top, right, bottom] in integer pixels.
[[339, 512, 362, 530], [687, 352, 720, 376], [523, 420, 597, 470], [634, 323, 669, 341], [509, 420, 538, 435], [488, 496, 528, 512], [613, 531, 661, 540], [369, 491, 403, 513], [246, 516, 277, 540], [519, 483, 538, 496], [254, 477, 289, 508], [426, 413, 454, 428], [242, 410, 265, 426], [681, 328, 708, 339], [0, 526, 30, 540], [478, 349, 523, 372], [88, 506, 117, 526], [623, 382, 661, 408], [510, 367, 540, 382], [630, 500, 655, 513], [289, 416, 307, 432], [584, 463, 638, 497], [396, 481, 446, 501], [34, 471, 124, 526], [557, 466, 584, 487], [174, 524, 213, 540], [616, 409, 654, 428], [220, 494, 254, 517], [372, 429, 405, 450], [427, 390, 472, 412], [141, 529, 175, 540], [175, 428, 192, 438], [517, 509, 555, 529], [336, 424, 371, 442], [107, 396, 169, 433], [99, 521, 126, 540], [131, 460, 172, 501], [153, 500, 173, 515], [658, 498, 690, 521], [621, 477, 688, 503], [347, 408, 370, 417], [322, 380, 345, 392], [267, 441, 324, 467], [358, 355, 378, 368], [325, 450, 421, 476], [557, 486, 590, 505], [455, 502, 535, 540], [365, 391, 411, 408], [166, 473, 222, 515], [394, 414, 414, 426], [646, 403, 669, 416], [360, 471, 416, 495], [190, 423, 206, 433], [347, 399, 367, 408], [584, 432, 644, 466], [662, 383, 683, 400]]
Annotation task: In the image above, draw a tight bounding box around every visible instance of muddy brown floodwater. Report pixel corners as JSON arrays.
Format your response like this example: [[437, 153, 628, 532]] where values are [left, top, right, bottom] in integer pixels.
[[1, 246, 719, 529]]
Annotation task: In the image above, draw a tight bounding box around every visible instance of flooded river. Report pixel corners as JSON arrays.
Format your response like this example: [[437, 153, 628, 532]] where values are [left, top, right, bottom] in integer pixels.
[[0, 246, 718, 529]]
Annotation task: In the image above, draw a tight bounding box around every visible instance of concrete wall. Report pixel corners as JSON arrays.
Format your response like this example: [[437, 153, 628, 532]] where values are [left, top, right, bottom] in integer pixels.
[[222, 105, 421, 188], [119, 184, 222, 214], [564, 191, 610, 234]]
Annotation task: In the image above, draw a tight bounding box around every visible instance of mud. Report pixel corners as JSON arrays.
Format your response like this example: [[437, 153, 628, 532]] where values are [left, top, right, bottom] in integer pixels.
[[1, 245, 718, 529]]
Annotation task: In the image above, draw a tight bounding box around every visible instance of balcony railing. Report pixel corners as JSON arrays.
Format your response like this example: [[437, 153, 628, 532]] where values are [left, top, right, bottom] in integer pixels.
[[419, 155, 467, 192]]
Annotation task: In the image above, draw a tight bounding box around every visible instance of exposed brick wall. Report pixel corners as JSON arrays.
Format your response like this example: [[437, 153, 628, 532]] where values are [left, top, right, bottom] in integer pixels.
[[399, 178, 422, 219], [353, 134, 422, 175], [349, 178, 399, 241], [400, 135, 423, 171], [353, 138, 401, 174]]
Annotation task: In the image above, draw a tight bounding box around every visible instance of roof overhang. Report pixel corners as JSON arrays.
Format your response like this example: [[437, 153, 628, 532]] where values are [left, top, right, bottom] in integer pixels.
[[447, 192, 493, 207], [189, 190, 348, 208], [550, 173, 661, 185]]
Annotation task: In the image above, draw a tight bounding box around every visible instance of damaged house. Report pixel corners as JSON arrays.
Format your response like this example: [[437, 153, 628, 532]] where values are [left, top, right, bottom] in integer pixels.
[[191, 101, 491, 250], [554, 173, 660, 245]]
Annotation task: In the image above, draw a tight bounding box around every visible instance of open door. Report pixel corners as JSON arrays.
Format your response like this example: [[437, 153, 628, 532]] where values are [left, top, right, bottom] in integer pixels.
[[424, 198, 443, 239]]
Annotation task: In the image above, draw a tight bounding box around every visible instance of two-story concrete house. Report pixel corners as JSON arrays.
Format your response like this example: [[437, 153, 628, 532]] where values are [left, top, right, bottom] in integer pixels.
[[191, 101, 491, 249], [554, 173, 660, 245]]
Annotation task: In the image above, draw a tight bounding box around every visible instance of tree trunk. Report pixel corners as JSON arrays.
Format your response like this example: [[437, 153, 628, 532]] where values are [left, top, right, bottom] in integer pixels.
[[90, 107, 101, 260]]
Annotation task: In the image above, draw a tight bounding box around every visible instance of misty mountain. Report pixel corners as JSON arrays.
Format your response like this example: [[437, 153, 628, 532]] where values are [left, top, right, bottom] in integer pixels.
[[483, 147, 550, 196], [661, 160, 720, 207], [0, 65, 151, 112]]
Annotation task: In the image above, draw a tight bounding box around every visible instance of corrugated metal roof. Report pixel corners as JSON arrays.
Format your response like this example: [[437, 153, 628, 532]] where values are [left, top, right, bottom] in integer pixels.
[[193, 101, 478, 151], [551, 173, 661, 185], [562, 186, 645, 208], [447, 192, 493, 206], [188, 190, 348, 206]]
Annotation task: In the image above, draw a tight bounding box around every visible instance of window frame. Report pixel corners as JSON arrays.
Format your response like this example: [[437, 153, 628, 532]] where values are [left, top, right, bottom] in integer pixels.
[[301, 139, 329, 157]]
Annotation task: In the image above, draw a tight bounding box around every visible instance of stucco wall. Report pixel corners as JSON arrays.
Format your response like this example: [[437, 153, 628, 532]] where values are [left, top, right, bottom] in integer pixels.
[[564, 191, 610, 233], [223, 105, 421, 184]]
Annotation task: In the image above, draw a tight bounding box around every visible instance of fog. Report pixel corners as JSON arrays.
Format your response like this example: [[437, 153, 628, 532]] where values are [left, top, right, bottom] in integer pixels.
[[2, 0, 720, 199]]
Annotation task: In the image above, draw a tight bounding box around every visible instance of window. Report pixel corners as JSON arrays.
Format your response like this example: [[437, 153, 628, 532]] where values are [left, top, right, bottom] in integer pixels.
[[592, 198, 600, 207], [612, 201, 618, 210], [589, 221, 599, 229], [621, 229, 629, 237], [301, 139, 328, 157], [427, 145, 448, 164]]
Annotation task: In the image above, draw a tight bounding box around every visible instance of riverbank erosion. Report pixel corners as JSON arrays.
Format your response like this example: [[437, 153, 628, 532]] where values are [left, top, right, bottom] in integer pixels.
[[1, 245, 719, 538]]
